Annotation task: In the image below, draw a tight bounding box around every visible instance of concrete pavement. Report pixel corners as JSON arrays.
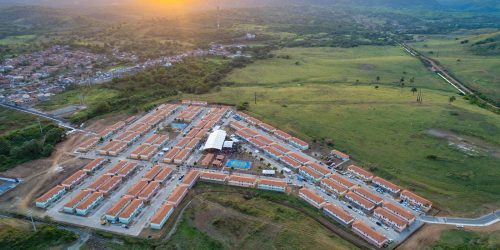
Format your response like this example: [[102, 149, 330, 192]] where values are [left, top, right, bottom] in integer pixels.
[[420, 210, 500, 226]]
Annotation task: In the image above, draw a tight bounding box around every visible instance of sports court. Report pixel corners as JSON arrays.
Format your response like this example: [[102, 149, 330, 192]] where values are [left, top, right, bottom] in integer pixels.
[[225, 159, 252, 170]]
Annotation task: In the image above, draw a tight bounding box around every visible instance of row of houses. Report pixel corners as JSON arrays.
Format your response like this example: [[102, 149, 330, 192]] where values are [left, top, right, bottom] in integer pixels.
[[235, 112, 309, 150], [231, 121, 322, 175], [297, 187, 389, 248], [347, 165, 432, 211], [149, 170, 200, 229], [105, 165, 174, 224], [96, 103, 179, 157], [129, 144, 158, 161], [59, 160, 141, 216], [176, 105, 203, 123], [35, 158, 112, 208], [181, 100, 208, 106]]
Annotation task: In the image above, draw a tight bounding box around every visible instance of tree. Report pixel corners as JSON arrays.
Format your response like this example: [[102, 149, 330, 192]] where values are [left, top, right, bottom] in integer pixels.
[[44, 128, 65, 145], [12, 140, 42, 159], [0, 138, 10, 156], [411, 87, 418, 95], [449, 96, 456, 104], [376, 76, 380, 83]]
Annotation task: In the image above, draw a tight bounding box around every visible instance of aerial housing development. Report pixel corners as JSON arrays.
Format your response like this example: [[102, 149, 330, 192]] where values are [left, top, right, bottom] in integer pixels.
[[32, 100, 433, 248]]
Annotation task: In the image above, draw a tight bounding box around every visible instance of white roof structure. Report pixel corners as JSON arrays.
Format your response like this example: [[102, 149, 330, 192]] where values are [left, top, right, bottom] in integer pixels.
[[203, 130, 227, 151], [262, 170, 276, 175], [223, 141, 234, 148]]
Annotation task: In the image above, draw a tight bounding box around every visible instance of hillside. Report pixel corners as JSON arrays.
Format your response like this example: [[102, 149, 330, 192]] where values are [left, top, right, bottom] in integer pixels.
[[437, 0, 500, 11], [470, 32, 500, 55]]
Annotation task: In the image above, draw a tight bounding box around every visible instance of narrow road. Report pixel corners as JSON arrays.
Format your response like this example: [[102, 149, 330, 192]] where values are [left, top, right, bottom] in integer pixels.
[[0, 102, 94, 135], [419, 210, 500, 227], [398, 42, 499, 112]]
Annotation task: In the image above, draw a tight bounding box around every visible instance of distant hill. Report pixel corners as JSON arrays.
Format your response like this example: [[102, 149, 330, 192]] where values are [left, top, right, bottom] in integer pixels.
[[437, 0, 500, 11], [0, 0, 498, 12], [0, 0, 443, 10], [469, 32, 500, 55]]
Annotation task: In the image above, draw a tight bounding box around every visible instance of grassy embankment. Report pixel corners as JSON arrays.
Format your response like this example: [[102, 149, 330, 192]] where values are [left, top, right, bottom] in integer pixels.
[[410, 31, 500, 106], [0, 218, 78, 250], [187, 46, 500, 216]]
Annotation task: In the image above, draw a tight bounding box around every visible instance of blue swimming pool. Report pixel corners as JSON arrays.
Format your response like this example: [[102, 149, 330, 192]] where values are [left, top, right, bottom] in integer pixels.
[[226, 159, 252, 170], [171, 123, 188, 130]]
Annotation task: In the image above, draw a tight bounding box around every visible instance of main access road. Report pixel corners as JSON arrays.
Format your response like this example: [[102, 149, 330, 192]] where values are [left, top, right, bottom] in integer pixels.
[[420, 210, 500, 226]]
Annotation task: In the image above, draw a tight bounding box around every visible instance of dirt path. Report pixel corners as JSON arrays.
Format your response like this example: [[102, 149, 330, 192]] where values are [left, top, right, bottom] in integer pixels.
[[19, 134, 85, 211]]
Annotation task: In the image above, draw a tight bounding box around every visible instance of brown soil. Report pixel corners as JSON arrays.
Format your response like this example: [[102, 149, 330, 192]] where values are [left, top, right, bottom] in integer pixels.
[[398, 224, 454, 250]]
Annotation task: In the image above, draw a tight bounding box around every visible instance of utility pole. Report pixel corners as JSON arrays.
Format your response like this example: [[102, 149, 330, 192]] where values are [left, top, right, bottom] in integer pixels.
[[37, 118, 43, 134], [254, 92, 257, 104], [216, 5, 221, 30], [28, 209, 37, 232]]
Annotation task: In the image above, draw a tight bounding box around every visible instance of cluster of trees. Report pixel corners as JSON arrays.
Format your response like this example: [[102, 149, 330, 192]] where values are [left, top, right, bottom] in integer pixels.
[[0, 123, 65, 171], [70, 54, 261, 123]]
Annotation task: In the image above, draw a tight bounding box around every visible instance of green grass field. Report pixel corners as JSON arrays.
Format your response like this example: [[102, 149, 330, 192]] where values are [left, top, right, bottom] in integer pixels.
[[189, 46, 500, 215], [0, 35, 37, 45], [0, 107, 39, 135], [226, 46, 453, 92], [36, 87, 121, 112], [410, 31, 500, 105]]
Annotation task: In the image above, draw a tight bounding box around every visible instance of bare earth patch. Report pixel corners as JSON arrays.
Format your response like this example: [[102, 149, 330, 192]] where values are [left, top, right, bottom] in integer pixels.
[[426, 128, 500, 159]]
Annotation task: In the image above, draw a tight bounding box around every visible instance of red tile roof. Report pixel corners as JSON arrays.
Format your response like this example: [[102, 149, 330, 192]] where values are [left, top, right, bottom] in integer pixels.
[[299, 187, 325, 205], [150, 203, 174, 225], [352, 220, 387, 244], [107, 197, 132, 217], [323, 203, 354, 223], [401, 190, 432, 207], [299, 166, 322, 180], [36, 185, 65, 203], [346, 191, 375, 210], [374, 207, 407, 228], [258, 178, 287, 188], [347, 165, 374, 179], [373, 177, 401, 192], [382, 202, 416, 222], [200, 172, 228, 181], [353, 187, 383, 204]]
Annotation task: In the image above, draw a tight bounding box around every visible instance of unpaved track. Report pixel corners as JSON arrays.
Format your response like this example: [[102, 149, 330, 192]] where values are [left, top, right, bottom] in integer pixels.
[[19, 134, 84, 211]]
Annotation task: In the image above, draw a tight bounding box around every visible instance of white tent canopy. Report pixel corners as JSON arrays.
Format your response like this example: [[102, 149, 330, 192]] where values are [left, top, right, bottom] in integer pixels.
[[203, 130, 227, 151]]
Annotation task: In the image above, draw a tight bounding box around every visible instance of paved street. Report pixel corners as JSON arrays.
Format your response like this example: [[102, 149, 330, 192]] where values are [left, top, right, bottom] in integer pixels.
[[420, 210, 500, 226]]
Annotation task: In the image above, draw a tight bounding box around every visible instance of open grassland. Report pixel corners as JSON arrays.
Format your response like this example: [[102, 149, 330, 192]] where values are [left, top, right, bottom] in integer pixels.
[[187, 46, 500, 215], [225, 46, 453, 92], [410, 32, 500, 105], [37, 87, 121, 112], [0, 35, 38, 45], [162, 184, 358, 250], [0, 107, 38, 135], [433, 229, 500, 249]]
